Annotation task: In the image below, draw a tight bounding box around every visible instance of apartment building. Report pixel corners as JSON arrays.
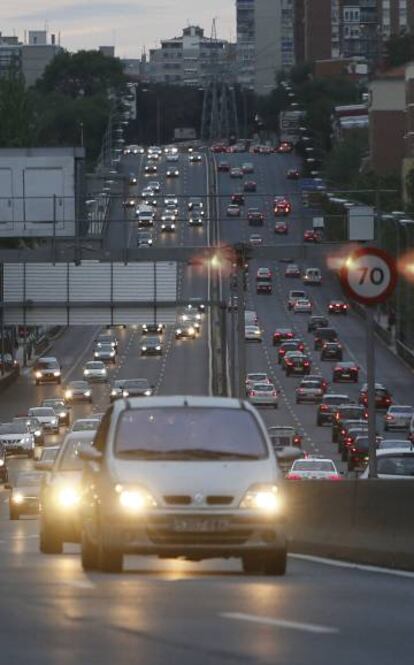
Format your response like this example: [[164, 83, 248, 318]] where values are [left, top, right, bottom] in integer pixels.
[[148, 26, 231, 86], [0, 33, 22, 78]]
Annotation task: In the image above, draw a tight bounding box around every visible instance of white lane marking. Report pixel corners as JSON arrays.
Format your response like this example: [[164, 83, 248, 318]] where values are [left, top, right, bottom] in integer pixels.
[[206, 153, 213, 397], [62, 326, 102, 383], [220, 612, 339, 635], [64, 579, 96, 590], [290, 553, 414, 580]]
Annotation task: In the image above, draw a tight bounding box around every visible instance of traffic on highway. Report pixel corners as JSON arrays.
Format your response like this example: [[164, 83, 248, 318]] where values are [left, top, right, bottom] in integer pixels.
[[1, 140, 414, 665]]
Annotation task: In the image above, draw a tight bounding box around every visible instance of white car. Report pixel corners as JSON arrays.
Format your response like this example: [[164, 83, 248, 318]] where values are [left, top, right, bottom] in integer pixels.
[[189, 153, 202, 162], [164, 197, 178, 206], [296, 379, 324, 404], [293, 298, 312, 313], [384, 405, 413, 431], [147, 181, 161, 193], [71, 418, 100, 433], [83, 361, 107, 382], [287, 458, 341, 480], [302, 268, 322, 285], [94, 345, 116, 363], [167, 153, 179, 162], [245, 373, 270, 393], [137, 231, 153, 247], [28, 407, 59, 434], [248, 383, 279, 408], [166, 169, 180, 177], [230, 167, 243, 178], [245, 325, 262, 341], [161, 222, 176, 233], [249, 234, 263, 245], [227, 204, 241, 217], [360, 448, 414, 479]]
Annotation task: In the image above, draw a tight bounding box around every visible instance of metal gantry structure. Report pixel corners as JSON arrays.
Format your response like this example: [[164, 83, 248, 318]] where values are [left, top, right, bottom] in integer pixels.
[[200, 19, 239, 142]]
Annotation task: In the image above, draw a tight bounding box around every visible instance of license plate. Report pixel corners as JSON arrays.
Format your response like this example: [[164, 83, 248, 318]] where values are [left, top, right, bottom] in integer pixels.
[[342, 373, 350, 377], [172, 518, 230, 533]]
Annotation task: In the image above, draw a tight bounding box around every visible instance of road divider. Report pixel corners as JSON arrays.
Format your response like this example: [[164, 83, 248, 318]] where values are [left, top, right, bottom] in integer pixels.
[[285, 480, 414, 571]]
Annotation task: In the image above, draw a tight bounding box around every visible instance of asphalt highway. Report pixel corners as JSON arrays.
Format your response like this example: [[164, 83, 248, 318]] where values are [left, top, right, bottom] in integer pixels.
[[0, 148, 414, 664]]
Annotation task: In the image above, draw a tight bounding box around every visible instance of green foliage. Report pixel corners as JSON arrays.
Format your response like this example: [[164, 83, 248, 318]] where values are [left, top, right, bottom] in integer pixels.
[[384, 34, 414, 68], [324, 129, 368, 185], [405, 168, 414, 211], [36, 50, 126, 97], [0, 72, 35, 147]]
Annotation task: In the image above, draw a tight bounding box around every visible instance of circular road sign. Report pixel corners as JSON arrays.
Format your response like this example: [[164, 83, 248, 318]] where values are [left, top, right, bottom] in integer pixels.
[[339, 247, 397, 305]]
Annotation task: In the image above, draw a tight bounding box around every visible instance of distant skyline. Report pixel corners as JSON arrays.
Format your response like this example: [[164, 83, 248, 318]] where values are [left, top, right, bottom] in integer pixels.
[[0, 0, 235, 57]]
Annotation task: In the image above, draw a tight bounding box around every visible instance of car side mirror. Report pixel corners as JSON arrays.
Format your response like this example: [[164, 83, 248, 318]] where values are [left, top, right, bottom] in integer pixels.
[[78, 443, 102, 463]]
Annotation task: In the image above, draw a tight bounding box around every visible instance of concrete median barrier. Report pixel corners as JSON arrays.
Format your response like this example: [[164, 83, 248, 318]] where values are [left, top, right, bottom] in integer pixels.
[[285, 480, 414, 570]]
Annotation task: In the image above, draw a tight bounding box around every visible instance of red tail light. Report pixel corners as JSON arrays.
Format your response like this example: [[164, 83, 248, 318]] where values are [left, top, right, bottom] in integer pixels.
[[328, 475, 341, 481], [304, 361, 310, 366], [272, 391, 278, 397], [250, 391, 256, 397], [293, 436, 301, 445], [351, 447, 356, 453], [320, 404, 329, 411], [287, 473, 301, 480], [346, 437, 352, 444], [298, 388, 305, 393], [385, 415, 393, 421]]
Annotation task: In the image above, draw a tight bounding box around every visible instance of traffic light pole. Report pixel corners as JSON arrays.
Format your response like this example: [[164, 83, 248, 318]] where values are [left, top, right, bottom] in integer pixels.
[[236, 260, 246, 398], [366, 306, 378, 478]]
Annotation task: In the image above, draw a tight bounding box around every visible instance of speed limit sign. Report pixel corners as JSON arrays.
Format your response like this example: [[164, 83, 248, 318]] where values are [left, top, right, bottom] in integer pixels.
[[339, 247, 397, 305]]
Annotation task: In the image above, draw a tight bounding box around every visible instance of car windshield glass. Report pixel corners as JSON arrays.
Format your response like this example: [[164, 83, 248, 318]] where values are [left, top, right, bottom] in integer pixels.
[[70, 382, 88, 389], [325, 397, 348, 405], [86, 362, 104, 369], [248, 374, 267, 381], [253, 384, 273, 392], [37, 360, 59, 370], [58, 439, 87, 471], [16, 473, 42, 487], [391, 407, 412, 414], [123, 380, 149, 389], [115, 407, 268, 460], [30, 408, 54, 417], [0, 422, 27, 434], [380, 441, 412, 449], [301, 382, 321, 389], [72, 420, 99, 431], [43, 400, 64, 408], [293, 461, 335, 472], [377, 454, 414, 476]]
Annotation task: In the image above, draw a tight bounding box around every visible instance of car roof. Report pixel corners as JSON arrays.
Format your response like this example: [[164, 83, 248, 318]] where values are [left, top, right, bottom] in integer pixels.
[[115, 395, 248, 410]]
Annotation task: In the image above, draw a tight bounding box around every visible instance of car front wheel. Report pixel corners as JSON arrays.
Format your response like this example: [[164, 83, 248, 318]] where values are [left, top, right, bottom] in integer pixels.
[[98, 536, 123, 573], [81, 527, 99, 571]]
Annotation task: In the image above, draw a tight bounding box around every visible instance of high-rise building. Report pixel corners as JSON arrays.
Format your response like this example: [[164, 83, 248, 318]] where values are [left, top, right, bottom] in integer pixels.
[[22, 31, 62, 87], [236, 0, 285, 95], [298, 0, 414, 66], [148, 26, 232, 87], [0, 33, 22, 78]]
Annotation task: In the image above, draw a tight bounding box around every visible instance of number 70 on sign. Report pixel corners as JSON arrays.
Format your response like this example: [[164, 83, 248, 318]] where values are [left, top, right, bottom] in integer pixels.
[[339, 247, 397, 305]]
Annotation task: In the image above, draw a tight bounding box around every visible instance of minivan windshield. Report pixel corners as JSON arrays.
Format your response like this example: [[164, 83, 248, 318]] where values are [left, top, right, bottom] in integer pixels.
[[115, 407, 268, 460]]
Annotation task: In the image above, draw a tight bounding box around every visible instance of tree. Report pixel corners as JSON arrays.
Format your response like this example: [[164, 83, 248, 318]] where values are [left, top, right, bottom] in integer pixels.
[[0, 72, 35, 147], [384, 34, 414, 68], [324, 129, 368, 184], [36, 50, 126, 97]]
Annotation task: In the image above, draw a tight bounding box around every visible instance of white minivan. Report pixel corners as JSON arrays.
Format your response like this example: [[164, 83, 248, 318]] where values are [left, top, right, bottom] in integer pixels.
[[78, 396, 288, 575], [302, 268, 322, 285]]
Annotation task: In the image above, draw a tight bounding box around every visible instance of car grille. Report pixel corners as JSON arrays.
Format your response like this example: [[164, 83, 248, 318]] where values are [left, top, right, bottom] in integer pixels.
[[147, 528, 252, 546], [163, 495, 234, 506], [0, 438, 23, 446]]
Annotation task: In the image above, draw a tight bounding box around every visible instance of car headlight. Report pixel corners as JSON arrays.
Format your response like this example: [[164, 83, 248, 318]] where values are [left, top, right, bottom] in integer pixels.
[[239, 485, 281, 513], [84, 370, 89, 375], [59, 412, 66, 419], [117, 487, 157, 512], [255, 330, 260, 335], [35, 371, 42, 378], [12, 492, 24, 504], [156, 346, 161, 351], [85, 390, 91, 397], [141, 346, 147, 351], [111, 390, 117, 396], [144, 390, 152, 396], [0, 458, 4, 467], [22, 436, 32, 445], [56, 486, 80, 509], [35, 429, 42, 437], [94, 352, 99, 358], [52, 419, 58, 426], [122, 390, 130, 397], [176, 329, 182, 335], [53, 371, 61, 377], [188, 327, 195, 335]]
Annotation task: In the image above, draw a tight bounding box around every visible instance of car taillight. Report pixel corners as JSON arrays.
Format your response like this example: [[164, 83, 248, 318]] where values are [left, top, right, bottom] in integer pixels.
[[293, 436, 301, 445], [346, 437, 352, 444], [328, 475, 341, 481], [286, 359, 293, 365], [351, 447, 356, 453], [250, 391, 256, 397], [385, 415, 393, 421], [320, 405, 329, 411], [341, 429, 346, 435], [304, 361, 309, 366], [272, 391, 278, 397], [298, 388, 305, 393], [343, 304, 348, 309], [287, 473, 301, 480]]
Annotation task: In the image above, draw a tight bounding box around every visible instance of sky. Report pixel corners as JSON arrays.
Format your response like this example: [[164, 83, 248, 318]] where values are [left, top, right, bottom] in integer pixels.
[[0, 0, 235, 57]]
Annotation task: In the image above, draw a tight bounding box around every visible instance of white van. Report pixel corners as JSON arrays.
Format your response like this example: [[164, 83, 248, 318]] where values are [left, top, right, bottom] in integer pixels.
[[302, 268, 322, 285], [136, 205, 154, 227]]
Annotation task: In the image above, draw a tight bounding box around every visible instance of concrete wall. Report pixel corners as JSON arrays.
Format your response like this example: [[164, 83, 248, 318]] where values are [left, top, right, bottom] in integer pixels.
[[22, 44, 61, 87], [285, 480, 414, 569]]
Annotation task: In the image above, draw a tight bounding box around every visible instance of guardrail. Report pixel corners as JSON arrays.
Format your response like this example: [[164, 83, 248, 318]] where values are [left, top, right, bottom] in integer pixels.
[[285, 480, 414, 570]]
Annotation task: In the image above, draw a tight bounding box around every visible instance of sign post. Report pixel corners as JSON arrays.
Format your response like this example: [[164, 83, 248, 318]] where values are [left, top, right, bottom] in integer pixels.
[[339, 247, 397, 478]]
